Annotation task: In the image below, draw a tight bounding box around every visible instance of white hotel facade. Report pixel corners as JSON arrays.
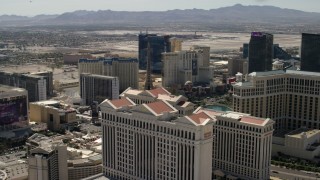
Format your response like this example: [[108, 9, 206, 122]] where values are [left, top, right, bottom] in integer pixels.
[[100, 96, 273, 179], [100, 97, 213, 180]]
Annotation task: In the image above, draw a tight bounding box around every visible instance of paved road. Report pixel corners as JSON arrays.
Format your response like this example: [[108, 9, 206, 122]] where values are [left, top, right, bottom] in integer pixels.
[[271, 165, 320, 180]]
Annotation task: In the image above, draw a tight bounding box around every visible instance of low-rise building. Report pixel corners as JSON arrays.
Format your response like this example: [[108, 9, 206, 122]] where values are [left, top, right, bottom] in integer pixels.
[[0, 152, 28, 180], [80, 73, 119, 105], [68, 154, 102, 180], [78, 58, 138, 92], [273, 128, 320, 161], [0, 71, 48, 102], [162, 48, 214, 88], [27, 133, 103, 180], [29, 100, 77, 131]]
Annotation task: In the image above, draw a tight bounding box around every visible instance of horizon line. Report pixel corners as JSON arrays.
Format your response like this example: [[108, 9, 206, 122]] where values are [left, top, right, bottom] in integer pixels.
[[0, 3, 318, 17]]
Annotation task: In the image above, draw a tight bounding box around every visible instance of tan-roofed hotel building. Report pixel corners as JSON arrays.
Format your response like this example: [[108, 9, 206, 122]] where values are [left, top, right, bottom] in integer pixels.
[[233, 70, 320, 131], [100, 97, 214, 180]]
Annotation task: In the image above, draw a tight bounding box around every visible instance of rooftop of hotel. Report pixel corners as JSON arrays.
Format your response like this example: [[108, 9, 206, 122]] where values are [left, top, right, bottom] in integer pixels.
[[120, 88, 143, 96], [240, 116, 266, 126], [187, 112, 212, 125], [219, 112, 271, 126], [31, 100, 76, 112], [249, 70, 320, 77], [80, 73, 118, 79], [0, 85, 27, 98], [147, 87, 171, 97], [79, 58, 138, 64], [145, 101, 176, 115], [107, 97, 135, 109], [157, 94, 183, 103]]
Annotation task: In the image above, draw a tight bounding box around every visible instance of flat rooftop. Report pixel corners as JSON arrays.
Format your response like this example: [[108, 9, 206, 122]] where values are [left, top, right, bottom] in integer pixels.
[[31, 100, 59, 105], [0, 85, 26, 93], [80, 73, 118, 80], [0, 85, 27, 98], [0, 151, 28, 180], [287, 128, 320, 139], [249, 70, 320, 77]]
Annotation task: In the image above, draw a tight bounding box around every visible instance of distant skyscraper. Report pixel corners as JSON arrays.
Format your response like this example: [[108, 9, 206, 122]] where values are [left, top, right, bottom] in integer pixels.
[[301, 33, 320, 72], [162, 49, 214, 87], [138, 34, 170, 73], [192, 45, 211, 67], [32, 71, 54, 97], [0, 71, 47, 102], [80, 73, 119, 105], [244, 43, 291, 62], [248, 32, 273, 73], [78, 58, 138, 92], [168, 37, 182, 52], [144, 43, 153, 90], [242, 43, 249, 59], [228, 58, 248, 76]]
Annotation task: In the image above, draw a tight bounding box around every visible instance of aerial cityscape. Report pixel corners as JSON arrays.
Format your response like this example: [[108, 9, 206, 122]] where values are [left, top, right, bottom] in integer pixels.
[[1, 0, 320, 180]]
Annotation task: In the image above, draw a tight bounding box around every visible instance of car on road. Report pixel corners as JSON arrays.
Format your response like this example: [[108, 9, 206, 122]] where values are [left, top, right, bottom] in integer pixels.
[[272, 170, 279, 174]]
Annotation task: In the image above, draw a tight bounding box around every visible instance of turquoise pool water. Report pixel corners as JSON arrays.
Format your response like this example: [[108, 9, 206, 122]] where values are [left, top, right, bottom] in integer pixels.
[[205, 105, 231, 112]]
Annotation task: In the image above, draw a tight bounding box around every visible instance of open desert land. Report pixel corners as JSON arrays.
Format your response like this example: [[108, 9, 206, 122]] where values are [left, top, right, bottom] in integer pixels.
[[23, 30, 301, 57]]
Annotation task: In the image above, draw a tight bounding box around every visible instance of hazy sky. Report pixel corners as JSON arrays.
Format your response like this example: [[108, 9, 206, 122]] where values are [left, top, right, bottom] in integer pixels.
[[1, 0, 320, 16]]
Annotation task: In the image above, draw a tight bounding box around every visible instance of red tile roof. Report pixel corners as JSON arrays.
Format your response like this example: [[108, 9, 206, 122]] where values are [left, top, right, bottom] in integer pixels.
[[198, 109, 222, 117], [110, 98, 133, 108], [146, 101, 175, 115], [240, 116, 265, 125], [148, 87, 170, 97], [188, 112, 211, 125]]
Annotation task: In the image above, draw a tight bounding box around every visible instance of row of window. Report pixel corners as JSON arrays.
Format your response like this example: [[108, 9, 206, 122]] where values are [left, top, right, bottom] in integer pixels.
[[102, 113, 196, 140]]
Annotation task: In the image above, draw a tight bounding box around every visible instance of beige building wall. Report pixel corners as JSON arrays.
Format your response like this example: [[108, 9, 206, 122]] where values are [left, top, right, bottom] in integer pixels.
[[169, 38, 182, 52], [228, 58, 248, 76], [78, 60, 104, 76], [212, 112, 274, 180], [78, 59, 138, 91], [192, 45, 210, 67], [29, 102, 77, 131], [272, 129, 320, 160], [28, 145, 68, 180], [100, 99, 213, 180], [28, 155, 50, 180], [68, 165, 102, 180], [29, 103, 45, 123], [162, 50, 213, 88]]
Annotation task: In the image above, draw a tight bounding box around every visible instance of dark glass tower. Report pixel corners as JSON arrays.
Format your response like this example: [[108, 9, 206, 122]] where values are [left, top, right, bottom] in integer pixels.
[[301, 33, 320, 72], [138, 34, 170, 74], [248, 32, 273, 73]]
